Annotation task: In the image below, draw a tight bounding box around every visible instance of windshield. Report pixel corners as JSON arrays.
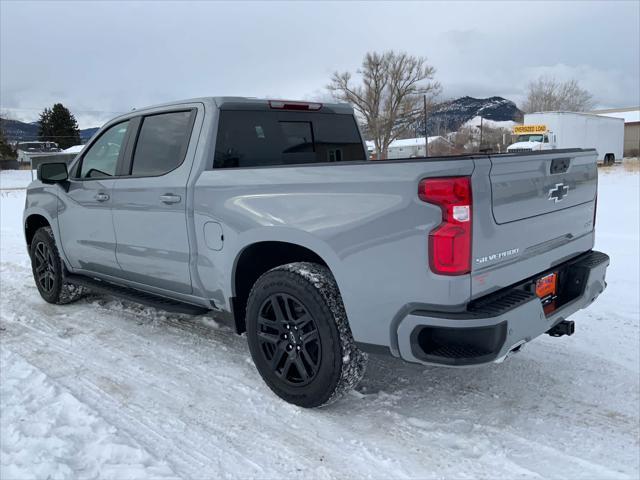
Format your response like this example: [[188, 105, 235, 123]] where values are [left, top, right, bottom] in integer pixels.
[[516, 134, 544, 143]]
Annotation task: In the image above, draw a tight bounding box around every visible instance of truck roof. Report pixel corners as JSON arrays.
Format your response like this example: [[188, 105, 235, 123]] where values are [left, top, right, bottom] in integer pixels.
[[117, 96, 354, 120], [527, 111, 625, 122]]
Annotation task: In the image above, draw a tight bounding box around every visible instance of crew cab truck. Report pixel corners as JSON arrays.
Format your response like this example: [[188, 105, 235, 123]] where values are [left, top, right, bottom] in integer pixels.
[[25, 97, 609, 408]]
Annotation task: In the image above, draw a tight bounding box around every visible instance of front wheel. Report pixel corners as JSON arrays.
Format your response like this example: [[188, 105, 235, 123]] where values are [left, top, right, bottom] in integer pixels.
[[29, 227, 87, 304], [246, 262, 367, 408]]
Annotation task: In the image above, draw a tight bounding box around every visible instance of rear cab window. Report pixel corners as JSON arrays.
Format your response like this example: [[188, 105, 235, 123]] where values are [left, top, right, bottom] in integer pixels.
[[213, 111, 366, 168]]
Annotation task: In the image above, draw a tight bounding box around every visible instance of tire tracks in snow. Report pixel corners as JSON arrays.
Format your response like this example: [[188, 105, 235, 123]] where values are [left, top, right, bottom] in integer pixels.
[[1, 268, 422, 477], [1, 259, 638, 479]]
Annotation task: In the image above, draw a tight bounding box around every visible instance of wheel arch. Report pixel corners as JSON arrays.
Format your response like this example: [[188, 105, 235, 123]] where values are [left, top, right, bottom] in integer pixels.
[[231, 240, 334, 334], [24, 213, 52, 248]]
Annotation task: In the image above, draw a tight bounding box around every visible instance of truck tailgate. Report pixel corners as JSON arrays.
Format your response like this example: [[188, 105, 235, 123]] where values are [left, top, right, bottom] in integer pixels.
[[471, 149, 598, 298]]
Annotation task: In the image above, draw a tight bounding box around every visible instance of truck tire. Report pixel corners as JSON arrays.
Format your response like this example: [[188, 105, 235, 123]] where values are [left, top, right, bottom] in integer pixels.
[[246, 262, 367, 408], [29, 227, 88, 305]]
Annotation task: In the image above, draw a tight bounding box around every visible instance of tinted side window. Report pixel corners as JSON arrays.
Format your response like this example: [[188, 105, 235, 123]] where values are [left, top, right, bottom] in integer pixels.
[[79, 121, 129, 178], [130, 111, 194, 176], [214, 111, 366, 168]]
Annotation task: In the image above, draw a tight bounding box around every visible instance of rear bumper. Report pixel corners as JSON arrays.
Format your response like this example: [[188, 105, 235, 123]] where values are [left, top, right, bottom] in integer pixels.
[[395, 250, 609, 367]]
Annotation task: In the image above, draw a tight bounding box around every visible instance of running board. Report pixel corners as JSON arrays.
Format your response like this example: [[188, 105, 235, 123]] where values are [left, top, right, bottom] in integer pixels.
[[65, 274, 210, 315]]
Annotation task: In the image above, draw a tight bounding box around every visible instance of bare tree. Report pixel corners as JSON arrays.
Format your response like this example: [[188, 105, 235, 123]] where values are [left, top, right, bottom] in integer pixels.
[[328, 51, 441, 159], [451, 126, 475, 154], [522, 76, 595, 113], [479, 125, 512, 153], [450, 124, 511, 154]]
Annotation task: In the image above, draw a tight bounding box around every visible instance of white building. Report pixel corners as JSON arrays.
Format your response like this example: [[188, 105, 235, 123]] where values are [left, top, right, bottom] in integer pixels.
[[365, 136, 454, 159], [386, 136, 452, 159]]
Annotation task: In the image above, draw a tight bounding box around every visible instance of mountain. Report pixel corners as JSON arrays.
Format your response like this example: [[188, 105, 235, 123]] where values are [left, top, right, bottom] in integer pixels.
[[0, 117, 100, 145], [422, 96, 523, 136], [80, 127, 99, 142], [0, 118, 38, 142]]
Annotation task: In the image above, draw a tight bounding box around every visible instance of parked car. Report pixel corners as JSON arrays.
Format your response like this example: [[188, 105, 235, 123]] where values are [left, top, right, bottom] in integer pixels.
[[24, 97, 609, 407]]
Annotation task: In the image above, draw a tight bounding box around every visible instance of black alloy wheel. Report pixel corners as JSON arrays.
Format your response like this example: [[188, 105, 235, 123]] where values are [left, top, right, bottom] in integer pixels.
[[33, 240, 57, 294], [29, 226, 87, 305], [245, 262, 368, 408], [256, 293, 321, 386]]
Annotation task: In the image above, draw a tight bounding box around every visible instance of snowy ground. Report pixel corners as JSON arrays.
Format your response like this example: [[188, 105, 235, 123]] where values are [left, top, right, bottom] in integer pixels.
[[0, 169, 35, 190], [1, 166, 638, 479]]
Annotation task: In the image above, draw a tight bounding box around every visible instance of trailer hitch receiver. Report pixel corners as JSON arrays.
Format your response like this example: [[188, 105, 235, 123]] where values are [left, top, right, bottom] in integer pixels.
[[547, 320, 575, 337]]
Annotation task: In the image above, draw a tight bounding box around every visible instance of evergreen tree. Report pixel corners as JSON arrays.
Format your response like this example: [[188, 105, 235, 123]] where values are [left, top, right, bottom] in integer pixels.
[[38, 103, 81, 149], [38, 107, 53, 141], [0, 126, 17, 162]]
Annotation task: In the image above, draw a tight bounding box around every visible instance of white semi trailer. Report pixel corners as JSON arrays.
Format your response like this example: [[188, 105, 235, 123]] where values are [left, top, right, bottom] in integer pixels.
[[507, 112, 624, 165]]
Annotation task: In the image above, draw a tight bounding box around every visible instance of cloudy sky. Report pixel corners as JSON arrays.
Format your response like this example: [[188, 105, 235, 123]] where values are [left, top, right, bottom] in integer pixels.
[[1, 0, 639, 128]]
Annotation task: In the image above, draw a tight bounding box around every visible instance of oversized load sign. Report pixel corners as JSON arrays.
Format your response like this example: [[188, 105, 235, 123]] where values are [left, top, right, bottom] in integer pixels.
[[513, 124, 548, 134]]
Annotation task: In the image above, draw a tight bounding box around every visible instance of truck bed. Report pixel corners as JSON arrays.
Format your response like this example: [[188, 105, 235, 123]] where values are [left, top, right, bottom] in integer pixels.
[[193, 148, 598, 350]]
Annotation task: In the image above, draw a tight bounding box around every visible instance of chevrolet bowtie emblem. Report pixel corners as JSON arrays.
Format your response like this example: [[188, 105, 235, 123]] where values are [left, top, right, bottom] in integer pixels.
[[548, 183, 569, 203]]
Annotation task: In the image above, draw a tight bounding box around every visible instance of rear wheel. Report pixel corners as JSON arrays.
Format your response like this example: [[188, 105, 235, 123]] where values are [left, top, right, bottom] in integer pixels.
[[246, 262, 367, 408], [29, 227, 87, 304]]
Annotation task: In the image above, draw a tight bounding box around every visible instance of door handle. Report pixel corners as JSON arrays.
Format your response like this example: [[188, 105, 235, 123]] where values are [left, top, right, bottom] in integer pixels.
[[95, 192, 110, 202], [160, 194, 181, 204]]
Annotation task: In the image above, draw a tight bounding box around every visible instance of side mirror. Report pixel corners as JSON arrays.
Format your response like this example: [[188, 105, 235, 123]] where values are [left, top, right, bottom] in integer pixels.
[[38, 162, 69, 184]]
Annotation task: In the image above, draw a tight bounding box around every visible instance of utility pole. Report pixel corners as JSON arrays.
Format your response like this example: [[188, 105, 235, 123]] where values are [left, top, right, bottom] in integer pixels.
[[423, 95, 429, 157], [479, 116, 484, 152]]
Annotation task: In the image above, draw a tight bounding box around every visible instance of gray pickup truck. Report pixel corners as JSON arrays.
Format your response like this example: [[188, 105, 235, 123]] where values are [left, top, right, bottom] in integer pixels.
[[25, 97, 609, 407]]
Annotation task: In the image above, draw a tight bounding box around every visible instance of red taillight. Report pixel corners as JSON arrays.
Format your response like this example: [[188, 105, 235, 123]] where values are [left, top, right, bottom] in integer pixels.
[[419, 177, 472, 275], [268, 100, 322, 111]]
